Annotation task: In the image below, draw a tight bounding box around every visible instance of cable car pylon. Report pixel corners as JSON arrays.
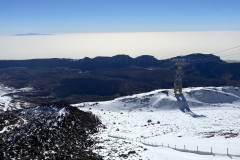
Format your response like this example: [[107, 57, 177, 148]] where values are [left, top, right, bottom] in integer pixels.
[[173, 59, 186, 95]]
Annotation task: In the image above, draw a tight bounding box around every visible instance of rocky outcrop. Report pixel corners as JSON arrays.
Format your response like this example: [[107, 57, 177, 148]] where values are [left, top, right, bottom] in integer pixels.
[[0, 104, 102, 159]]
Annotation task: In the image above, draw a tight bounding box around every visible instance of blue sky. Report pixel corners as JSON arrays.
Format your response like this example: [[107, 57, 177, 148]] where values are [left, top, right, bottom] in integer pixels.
[[0, 0, 240, 34], [1, 0, 240, 60]]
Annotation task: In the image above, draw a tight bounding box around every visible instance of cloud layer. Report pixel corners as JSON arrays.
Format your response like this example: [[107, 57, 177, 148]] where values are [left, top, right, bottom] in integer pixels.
[[0, 31, 240, 60]]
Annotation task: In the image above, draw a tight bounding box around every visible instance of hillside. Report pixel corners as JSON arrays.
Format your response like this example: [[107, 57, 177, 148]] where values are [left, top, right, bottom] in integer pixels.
[[1, 82, 240, 159], [0, 103, 102, 159], [74, 86, 240, 160]]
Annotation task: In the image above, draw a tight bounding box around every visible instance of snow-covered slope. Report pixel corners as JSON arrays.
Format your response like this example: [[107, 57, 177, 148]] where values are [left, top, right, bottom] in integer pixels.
[[75, 86, 240, 111], [74, 86, 240, 160], [0, 85, 31, 112]]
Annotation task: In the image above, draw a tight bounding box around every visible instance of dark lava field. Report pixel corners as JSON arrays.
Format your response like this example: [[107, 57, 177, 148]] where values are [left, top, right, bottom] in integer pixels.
[[0, 104, 102, 159]]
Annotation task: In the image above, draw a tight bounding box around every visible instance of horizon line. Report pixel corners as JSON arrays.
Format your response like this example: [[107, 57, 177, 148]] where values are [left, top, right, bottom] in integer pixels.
[[0, 30, 239, 36], [0, 53, 221, 61]]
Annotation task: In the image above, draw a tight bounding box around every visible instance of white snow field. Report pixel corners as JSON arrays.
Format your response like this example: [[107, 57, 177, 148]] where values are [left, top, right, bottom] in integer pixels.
[[0, 84, 31, 112], [74, 86, 240, 160]]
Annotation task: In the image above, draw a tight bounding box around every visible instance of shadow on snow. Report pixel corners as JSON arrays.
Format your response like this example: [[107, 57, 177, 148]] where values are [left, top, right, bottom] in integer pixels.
[[175, 94, 206, 118]]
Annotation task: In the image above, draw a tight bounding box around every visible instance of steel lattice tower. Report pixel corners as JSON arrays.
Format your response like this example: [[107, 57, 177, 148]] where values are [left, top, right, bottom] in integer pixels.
[[174, 59, 185, 95]]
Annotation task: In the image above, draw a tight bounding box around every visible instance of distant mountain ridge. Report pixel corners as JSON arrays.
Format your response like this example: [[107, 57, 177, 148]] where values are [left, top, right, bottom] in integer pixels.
[[0, 53, 239, 104], [0, 53, 225, 71]]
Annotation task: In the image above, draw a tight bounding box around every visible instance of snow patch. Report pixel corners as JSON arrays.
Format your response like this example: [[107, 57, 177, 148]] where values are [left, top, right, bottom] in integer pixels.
[[74, 86, 240, 160]]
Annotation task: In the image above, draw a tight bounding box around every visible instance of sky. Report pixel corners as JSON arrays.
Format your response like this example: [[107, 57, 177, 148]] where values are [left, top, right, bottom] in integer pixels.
[[0, 0, 240, 60]]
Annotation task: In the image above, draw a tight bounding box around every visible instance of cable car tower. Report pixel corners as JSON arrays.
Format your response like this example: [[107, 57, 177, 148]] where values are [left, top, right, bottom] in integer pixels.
[[174, 59, 185, 95]]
